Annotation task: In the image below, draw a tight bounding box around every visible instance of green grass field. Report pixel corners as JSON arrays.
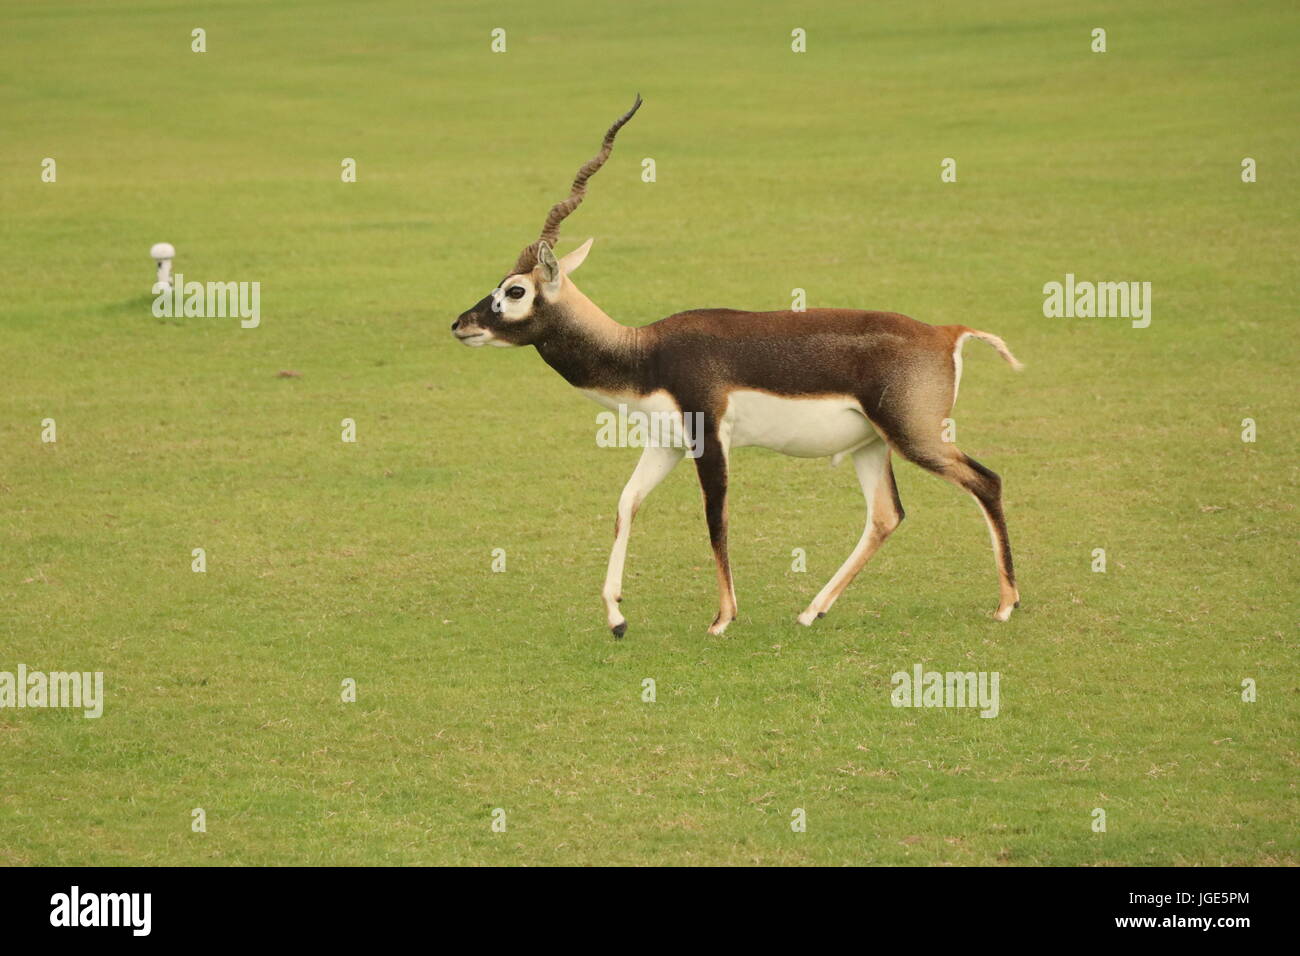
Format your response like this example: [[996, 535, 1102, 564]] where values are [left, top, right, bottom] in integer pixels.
[[1, 0, 1296, 866]]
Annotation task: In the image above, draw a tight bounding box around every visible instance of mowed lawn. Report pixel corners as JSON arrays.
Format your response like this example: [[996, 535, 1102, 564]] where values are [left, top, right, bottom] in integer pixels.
[[0, 0, 1295, 866]]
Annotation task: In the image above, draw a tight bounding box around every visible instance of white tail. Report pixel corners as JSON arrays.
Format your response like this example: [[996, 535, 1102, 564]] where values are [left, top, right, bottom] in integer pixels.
[[962, 328, 1025, 371]]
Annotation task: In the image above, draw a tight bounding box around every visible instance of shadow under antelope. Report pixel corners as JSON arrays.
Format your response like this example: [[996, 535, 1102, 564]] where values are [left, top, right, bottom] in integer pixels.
[[453, 96, 1024, 638]]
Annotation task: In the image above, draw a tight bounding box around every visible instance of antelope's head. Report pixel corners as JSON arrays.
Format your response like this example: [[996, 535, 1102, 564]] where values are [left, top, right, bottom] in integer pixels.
[[452, 95, 642, 348]]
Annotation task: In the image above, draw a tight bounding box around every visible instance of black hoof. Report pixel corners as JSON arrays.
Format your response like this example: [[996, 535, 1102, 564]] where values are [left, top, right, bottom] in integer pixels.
[[611, 622, 627, 639], [816, 612, 825, 619], [1014, 601, 1021, 609]]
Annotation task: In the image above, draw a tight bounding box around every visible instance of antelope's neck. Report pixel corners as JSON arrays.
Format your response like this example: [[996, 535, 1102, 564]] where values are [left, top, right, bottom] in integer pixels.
[[533, 289, 646, 392]]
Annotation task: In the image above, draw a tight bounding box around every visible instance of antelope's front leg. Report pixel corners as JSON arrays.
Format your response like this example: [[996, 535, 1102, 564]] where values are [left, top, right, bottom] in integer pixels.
[[692, 425, 736, 636], [602, 445, 683, 638]]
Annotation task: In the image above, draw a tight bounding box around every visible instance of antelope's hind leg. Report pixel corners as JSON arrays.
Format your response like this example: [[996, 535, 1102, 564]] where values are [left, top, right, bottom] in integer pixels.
[[603, 444, 684, 638], [893, 439, 1020, 621], [798, 440, 903, 626], [934, 452, 1020, 621], [866, 338, 1021, 621]]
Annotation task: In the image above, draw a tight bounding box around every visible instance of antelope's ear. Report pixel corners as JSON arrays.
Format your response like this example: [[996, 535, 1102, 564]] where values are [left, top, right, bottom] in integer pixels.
[[559, 238, 594, 275], [537, 241, 561, 289]]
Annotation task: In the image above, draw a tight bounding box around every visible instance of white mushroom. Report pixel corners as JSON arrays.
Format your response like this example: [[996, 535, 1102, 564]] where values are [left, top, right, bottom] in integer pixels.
[[150, 242, 175, 291]]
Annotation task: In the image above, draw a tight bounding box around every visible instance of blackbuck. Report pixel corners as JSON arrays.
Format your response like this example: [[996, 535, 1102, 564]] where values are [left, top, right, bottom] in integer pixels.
[[453, 97, 1024, 638]]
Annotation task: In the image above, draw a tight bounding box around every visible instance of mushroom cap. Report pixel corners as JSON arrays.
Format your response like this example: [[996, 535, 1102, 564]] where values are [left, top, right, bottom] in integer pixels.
[[150, 242, 175, 259]]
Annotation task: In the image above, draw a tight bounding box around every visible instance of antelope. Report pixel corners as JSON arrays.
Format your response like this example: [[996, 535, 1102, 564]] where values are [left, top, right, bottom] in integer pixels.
[[452, 97, 1024, 638]]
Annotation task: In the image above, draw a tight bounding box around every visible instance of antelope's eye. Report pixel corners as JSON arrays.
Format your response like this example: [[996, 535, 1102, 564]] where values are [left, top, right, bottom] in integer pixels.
[[506, 286, 527, 300]]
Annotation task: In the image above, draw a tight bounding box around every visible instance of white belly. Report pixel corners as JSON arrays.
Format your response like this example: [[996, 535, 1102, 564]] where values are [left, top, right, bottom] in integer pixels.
[[725, 390, 879, 458], [580, 387, 880, 460]]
